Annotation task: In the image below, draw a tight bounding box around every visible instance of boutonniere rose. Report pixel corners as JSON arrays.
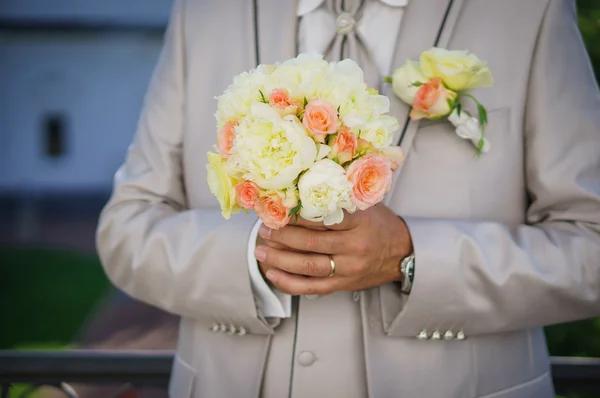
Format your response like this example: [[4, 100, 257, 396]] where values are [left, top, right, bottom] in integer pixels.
[[387, 47, 494, 154]]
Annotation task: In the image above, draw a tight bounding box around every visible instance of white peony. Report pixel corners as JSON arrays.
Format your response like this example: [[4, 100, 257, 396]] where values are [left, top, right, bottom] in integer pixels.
[[298, 159, 356, 225], [229, 103, 317, 190]]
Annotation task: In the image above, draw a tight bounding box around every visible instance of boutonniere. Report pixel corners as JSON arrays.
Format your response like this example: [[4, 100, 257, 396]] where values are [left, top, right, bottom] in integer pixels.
[[386, 47, 494, 154]]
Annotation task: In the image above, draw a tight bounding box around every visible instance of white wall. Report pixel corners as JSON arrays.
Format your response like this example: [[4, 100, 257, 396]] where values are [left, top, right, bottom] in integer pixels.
[[0, 32, 164, 193], [0, 0, 173, 24]]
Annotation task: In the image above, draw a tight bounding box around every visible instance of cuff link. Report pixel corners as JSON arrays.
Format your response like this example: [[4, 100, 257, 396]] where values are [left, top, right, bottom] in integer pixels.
[[416, 330, 429, 340]]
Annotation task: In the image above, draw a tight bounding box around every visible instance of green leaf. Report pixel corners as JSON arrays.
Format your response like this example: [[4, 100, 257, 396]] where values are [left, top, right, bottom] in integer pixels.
[[259, 90, 267, 103], [288, 201, 302, 224], [456, 102, 462, 117], [410, 81, 424, 88], [384, 76, 393, 84], [303, 97, 308, 107], [477, 103, 488, 127], [288, 202, 302, 217], [447, 99, 456, 112]]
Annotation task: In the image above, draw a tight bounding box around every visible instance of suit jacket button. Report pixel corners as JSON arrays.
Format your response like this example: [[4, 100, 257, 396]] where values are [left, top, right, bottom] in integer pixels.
[[237, 327, 247, 336], [416, 330, 429, 340], [443, 330, 454, 340], [431, 330, 441, 340], [456, 331, 467, 340], [297, 351, 316, 366], [211, 323, 219, 332]]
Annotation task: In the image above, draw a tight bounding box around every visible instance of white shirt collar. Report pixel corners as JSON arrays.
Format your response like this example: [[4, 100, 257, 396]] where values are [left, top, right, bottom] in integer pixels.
[[297, 0, 408, 17]]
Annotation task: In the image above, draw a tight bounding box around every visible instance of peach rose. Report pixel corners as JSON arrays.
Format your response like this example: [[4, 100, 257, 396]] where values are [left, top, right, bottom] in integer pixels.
[[346, 154, 393, 211], [269, 88, 301, 117], [255, 192, 291, 230], [328, 126, 358, 164], [217, 121, 237, 158], [302, 99, 340, 143], [409, 77, 457, 120], [234, 181, 260, 209]]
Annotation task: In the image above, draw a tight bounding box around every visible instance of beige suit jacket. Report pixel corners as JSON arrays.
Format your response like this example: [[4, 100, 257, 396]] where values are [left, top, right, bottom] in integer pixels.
[[96, 0, 600, 397]]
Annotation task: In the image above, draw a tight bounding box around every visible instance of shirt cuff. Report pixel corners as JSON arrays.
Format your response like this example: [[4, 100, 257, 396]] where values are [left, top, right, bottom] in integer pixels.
[[247, 219, 292, 318]]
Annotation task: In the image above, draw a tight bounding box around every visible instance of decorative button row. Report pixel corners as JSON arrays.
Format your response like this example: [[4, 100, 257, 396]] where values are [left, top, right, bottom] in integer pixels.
[[211, 323, 246, 336], [417, 329, 466, 341]]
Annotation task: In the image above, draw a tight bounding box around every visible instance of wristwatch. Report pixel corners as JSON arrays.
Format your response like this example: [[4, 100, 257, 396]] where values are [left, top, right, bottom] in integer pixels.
[[399, 253, 415, 295]]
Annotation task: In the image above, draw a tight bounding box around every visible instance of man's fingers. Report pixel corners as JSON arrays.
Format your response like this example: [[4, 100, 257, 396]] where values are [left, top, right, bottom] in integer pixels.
[[293, 217, 328, 230], [263, 239, 293, 251], [265, 269, 343, 296], [259, 224, 348, 254], [323, 210, 363, 231], [255, 246, 333, 277]]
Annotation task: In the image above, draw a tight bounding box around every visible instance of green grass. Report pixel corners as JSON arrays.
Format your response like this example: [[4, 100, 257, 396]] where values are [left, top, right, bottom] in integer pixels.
[[0, 247, 110, 349]]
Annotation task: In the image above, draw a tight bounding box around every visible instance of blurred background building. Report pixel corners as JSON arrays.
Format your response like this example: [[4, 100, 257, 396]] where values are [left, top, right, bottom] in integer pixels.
[[0, 0, 180, 385], [0, 1, 599, 397], [0, 0, 171, 250]]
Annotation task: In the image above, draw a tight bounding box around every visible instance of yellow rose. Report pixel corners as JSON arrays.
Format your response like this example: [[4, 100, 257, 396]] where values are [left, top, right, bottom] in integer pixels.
[[420, 47, 493, 91], [206, 152, 241, 219]]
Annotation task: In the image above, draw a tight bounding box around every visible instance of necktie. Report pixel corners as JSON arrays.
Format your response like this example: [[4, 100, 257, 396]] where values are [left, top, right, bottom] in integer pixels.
[[320, 0, 382, 89]]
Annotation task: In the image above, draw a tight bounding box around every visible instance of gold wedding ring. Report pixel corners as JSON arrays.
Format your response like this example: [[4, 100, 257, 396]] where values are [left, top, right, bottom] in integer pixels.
[[328, 255, 336, 277]]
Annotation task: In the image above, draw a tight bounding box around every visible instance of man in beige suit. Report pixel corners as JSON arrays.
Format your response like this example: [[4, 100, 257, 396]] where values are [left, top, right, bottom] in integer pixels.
[[96, 0, 600, 397]]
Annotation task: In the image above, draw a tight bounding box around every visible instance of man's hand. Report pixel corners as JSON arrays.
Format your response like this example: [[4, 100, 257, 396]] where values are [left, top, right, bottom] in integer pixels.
[[254, 204, 413, 295]]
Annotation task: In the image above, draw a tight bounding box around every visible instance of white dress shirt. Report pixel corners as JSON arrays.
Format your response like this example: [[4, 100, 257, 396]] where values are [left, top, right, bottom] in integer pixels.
[[248, 0, 409, 318]]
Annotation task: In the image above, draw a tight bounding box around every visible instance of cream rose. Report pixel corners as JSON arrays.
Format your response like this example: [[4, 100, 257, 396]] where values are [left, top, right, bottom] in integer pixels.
[[358, 115, 400, 148], [229, 103, 317, 190], [420, 47, 493, 91], [298, 159, 356, 225], [390, 60, 428, 105]]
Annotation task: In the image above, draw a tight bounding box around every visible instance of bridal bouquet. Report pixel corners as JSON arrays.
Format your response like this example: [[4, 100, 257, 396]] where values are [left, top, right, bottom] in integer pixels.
[[207, 54, 404, 229]]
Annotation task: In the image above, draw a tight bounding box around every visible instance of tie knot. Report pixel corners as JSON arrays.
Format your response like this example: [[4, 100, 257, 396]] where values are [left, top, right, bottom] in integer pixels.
[[336, 12, 357, 35]]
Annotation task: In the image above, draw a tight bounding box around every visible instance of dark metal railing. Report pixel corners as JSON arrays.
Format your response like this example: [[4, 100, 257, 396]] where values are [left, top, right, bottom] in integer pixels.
[[0, 350, 172, 398], [0, 351, 599, 397]]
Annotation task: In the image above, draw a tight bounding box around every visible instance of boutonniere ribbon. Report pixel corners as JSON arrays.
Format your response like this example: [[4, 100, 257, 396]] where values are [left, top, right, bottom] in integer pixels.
[[386, 47, 494, 154]]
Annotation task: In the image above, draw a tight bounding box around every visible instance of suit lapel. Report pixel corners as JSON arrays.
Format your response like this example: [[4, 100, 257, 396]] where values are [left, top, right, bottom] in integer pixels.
[[256, 0, 299, 65], [377, 0, 466, 335], [382, 0, 464, 207]]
